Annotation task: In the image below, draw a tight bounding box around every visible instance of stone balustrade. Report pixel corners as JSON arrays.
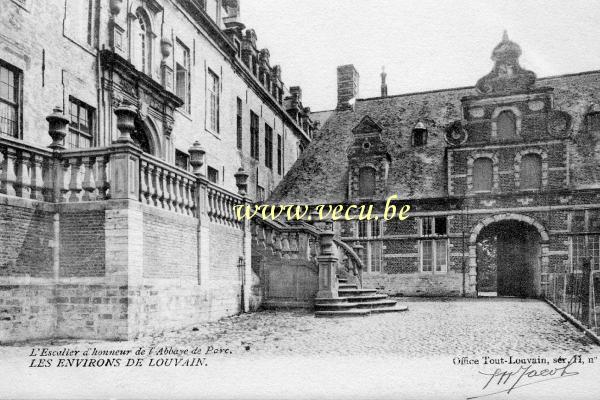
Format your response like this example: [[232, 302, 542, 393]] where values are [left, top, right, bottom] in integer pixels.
[[0, 136, 110, 203], [140, 154, 196, 216], [207, 183, 244, 226]]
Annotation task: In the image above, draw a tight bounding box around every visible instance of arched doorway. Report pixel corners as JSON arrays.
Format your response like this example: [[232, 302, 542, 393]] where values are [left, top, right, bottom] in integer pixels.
[[476, 221, 541, 297], [131, 116, 162, 157], [469, 214, 549, 298]]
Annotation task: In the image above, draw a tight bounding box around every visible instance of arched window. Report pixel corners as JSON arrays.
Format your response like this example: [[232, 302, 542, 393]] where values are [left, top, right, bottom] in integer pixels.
[[497, 110, 517, 139], [135, 9, 152, 75], [472, 158, 493, 192], [520, 154, 542, 190], [359, 167, 376, 197], [412, 122, 427, 147]]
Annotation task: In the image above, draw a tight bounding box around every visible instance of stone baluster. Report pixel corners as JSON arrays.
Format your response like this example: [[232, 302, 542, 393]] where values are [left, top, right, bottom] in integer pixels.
[[149, 164, 158, 206], [181, 178, 190, 215], [173, 173, 182, 213], [1, 147, 17, 196], [155, 167, 164, 209], [81, 156, 97, 201], [289, 233, 299, 256], [139, 160, 149, 204], [56, 159, 70, 203], [281, 233, 291, 258], [16, 150, 32, 199], [68, 157, 83, 202], [94, 156, 108, 200], [30, 154, 46, 201]]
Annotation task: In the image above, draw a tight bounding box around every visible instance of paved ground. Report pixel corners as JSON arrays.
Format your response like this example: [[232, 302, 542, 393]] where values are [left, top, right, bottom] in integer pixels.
[[131, 297, 598, 357]]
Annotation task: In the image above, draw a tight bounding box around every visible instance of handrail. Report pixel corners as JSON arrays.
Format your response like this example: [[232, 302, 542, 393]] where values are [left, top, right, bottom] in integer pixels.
[[334, 237, 364, 288]]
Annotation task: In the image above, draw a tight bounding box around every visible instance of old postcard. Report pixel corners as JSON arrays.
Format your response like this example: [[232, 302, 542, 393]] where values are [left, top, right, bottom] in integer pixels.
[[1, 0, 600, 399]]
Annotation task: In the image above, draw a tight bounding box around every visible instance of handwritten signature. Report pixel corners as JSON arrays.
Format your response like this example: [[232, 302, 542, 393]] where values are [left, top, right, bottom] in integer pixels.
[[467, 359, 580, 399]]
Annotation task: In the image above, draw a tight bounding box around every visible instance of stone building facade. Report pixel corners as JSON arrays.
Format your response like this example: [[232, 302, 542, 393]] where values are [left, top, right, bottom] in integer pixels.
[[0, 0, 315, 342], [272, 32, 600, 298]]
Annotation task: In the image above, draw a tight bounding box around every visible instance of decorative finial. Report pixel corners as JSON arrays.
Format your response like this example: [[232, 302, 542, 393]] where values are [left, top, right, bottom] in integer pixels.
[[502, 30, 509, 42]]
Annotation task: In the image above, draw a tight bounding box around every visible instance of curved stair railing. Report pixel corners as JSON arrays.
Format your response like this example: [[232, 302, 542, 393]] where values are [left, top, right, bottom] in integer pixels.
[[333, 238, 364, 289]]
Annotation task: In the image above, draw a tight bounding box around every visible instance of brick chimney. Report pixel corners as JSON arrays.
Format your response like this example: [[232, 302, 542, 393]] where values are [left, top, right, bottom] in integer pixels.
[[337, 65, 359, 111]]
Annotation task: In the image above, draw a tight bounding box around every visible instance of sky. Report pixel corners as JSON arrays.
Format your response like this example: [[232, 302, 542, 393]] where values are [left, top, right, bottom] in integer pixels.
[[241, 0, 600, 111]]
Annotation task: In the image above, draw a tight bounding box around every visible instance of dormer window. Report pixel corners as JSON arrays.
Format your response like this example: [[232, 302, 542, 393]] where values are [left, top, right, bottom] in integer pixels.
[[358, 167, 376, 197], [412, 122, 427, 146]]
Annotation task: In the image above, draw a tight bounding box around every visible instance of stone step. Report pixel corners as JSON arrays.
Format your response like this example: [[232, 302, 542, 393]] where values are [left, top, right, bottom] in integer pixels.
[[315, 299, 397, 310], [338, 283, 358, 289], [314, 309, 371, 318], [338, 288, 378, 296], [342, 294, 389, 302], [337, 278, 348, 284], [314, 297, 350, 303], [314, 304, 409, 318]]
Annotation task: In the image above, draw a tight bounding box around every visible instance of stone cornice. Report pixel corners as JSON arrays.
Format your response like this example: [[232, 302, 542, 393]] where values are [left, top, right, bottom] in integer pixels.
[[173, 0, 311, 143]]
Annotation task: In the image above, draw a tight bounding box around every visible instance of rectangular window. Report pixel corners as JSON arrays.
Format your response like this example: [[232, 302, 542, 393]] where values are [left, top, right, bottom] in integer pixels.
[[358, 220, 369, 239], [250, 111, 259, 160], [371, 220, 381, 238], [67, 97, 93, 149], [277, 134, 283, 175], [421, 239, 448, 273], [0, 61, 20, 138], [176, 41, 191, 113], [236, 97, 243, 150], [422, 216, 447, 236], [207, 166, 219, 184], [256, 185, 265, 202], [572, 234, 600, 271], [371, 241, 383, 273], [207, 69, 219, 132], [264, 123, 273, 169], [175, 150, 189, 171]]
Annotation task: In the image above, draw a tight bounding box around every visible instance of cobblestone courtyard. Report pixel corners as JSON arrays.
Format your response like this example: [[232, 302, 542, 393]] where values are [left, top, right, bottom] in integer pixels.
[[134, 298, 598, 357]]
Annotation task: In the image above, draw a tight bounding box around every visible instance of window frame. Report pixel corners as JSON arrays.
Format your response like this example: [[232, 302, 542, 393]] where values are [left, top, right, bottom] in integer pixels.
[[358, 166, 377, 198], [236, 97, 243, 150], [472, 157, 494, 193], [264, 123, 273, 169], [0, 60, 22, 139], [207, 68, 220, 133], [277, 134, 283, 175], [250, 111, 260, 160], [207, 166, 219, 184], [67, 96, 94, 149], [420, 239, 448, 273], [175, 40, 191, 114]]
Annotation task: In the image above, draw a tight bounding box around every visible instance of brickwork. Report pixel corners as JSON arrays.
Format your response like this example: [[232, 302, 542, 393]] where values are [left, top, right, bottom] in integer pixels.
[[142, 208, 198, 280], [0, 203, 53, 277], [59, 211, 105, 277]]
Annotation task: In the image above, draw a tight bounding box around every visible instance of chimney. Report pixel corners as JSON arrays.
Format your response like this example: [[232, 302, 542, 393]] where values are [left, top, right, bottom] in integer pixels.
[[337, 64, 359, 111], [381, 66, 388, 97]]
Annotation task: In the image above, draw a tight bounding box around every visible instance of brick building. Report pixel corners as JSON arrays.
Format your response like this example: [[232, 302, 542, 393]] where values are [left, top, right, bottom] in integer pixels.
[[0, 0, 316, 342], [272, 32, 600, 298]]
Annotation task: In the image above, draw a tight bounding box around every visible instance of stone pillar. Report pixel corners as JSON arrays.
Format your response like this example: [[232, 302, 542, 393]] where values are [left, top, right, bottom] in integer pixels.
[[468, 244, 478, 297], [316, 231, 339, 299], [189, 141, 210, 287], [235, 168, 251, 312], [110, 105, 140, 200]]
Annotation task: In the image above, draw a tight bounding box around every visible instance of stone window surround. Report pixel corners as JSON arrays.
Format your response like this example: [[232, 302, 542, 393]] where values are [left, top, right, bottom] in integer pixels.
[[514, 148, 548, 190], [466, 152, 500, 194], [491, 106, 522, 138]]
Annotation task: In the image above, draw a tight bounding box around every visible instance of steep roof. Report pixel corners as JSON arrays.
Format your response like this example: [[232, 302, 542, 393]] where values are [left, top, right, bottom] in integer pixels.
[[270, 70, 600, 205]]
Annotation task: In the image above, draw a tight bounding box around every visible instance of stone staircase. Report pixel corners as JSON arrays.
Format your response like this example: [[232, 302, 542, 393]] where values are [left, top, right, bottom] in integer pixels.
[[314, 277, 409, 317]]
